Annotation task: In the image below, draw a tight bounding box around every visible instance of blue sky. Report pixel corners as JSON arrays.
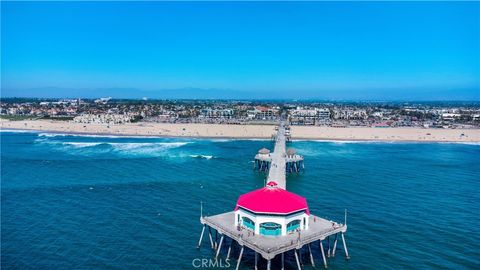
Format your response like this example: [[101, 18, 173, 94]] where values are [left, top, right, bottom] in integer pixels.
[[1, 1, 479, 100]]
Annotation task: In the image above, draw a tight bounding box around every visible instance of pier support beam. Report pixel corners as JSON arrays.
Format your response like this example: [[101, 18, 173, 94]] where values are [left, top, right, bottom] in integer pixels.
[[320, 240, 328, 269], [208, 227, 214, 249], [226, 240, 232, 260], [235, 246, 244, 270], [197, 224, 206, 248], [255, 252, 258, 270], [281, 253, 285, 270], [341, 233, 350, 260], [308, 243, 315, 267], [267, 259, 271, 270], [215, 235, 224, 259], [300, 246, 304, 266], [327, 236, 331, 257], [294, 249, 302, 270], [332, 234, 338, 257]]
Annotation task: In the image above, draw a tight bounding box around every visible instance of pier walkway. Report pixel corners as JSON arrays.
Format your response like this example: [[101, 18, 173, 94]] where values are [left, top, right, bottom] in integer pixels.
[[267, 122, 287, 189]]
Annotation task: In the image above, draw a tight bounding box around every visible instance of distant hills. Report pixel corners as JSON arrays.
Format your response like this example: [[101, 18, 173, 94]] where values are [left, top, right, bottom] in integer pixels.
[[1, 86, 478, 101]]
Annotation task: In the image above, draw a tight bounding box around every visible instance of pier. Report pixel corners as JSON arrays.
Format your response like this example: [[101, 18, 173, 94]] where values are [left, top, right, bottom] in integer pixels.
[[255, 123, 304, 179], [198, 122, 349, 269], [267, 122, 288, 189]]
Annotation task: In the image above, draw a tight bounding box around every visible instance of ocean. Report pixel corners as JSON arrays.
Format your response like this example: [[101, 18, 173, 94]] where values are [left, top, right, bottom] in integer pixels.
[[1, 130, 479, 269]]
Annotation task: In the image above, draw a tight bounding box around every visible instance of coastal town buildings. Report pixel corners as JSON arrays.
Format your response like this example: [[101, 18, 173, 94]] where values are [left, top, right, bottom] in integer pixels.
[[1, 98, 479, 128], [247, 106, 279, 120], [73, 113, 135, 124], [289, 107, 331, 125], [200, 108, 234, 119]]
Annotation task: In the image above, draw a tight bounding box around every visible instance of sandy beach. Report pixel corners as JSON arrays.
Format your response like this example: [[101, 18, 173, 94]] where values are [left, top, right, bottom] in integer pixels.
[[1, 119, 479, 142]]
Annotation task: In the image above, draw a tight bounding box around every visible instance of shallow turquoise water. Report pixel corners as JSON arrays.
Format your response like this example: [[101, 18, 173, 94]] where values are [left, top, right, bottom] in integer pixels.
[[1, 131, 479, 269]]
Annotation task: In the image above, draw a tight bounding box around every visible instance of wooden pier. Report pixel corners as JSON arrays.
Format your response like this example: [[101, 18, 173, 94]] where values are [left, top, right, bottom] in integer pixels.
[[198, 122, 349, 269]]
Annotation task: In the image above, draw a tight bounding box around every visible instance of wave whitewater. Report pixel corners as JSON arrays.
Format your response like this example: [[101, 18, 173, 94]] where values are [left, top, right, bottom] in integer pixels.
[[34, 138, 192, 157], [189, 154, 214, 160], [37, 132, 160, 139]]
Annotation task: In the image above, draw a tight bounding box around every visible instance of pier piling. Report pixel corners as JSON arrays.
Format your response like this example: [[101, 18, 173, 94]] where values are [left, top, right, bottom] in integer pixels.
[[215, 235, 224, 259], [235, 246, 244, 270], [320, 240, 328, 268], [226, 240, 232, 260], [327, 236, 331, 257], [308, 243, 315, 267], [294, 249, 302, 270], [332, 233, 338, 257], [341, 233, 350, 260], [197, 224, 206, 248], [208, 227, 214, 249]]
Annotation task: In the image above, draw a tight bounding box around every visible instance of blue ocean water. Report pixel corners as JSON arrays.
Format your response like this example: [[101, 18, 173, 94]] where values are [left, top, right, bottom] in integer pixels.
[[1, 130, 479, 269]]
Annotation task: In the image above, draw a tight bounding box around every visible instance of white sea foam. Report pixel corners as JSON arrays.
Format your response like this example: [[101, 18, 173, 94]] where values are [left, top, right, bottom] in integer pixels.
[[210, 139, 232, 142], [38, 132, 160, 139], [35, 137, 192, 156], [62, 142, 105, 148], [461, 142, 480, 145], [293, 139, 480, 145], [38, 133, 68, 137], [108, 142, 191, 156], [293, 139, 403, 144], [438, 141, 480, 146], [0, 129, 38, 133], [189, 154, 214, 160], [110, 142, 189, 150]]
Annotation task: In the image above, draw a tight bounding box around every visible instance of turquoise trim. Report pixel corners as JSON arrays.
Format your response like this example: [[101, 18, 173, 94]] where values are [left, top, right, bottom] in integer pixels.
[[242, 217, 255, 230], [259, 222, 282, 236], [287, 220, 301, 232]]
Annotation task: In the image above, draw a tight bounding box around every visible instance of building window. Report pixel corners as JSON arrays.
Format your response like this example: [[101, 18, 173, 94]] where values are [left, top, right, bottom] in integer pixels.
[[287, 220, 301, 232], [242, 217, 255, 230], [259, 222, 282, 236]]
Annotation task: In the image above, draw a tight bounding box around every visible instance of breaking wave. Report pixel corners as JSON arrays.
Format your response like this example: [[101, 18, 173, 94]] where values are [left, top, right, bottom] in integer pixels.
[[34, 138, 192, 157], [110, 142, 190, 152], [38, 132, 160, 139], [189, 154, 214, 160], [62, 142, 105, 148], [0, 129, 38, 133]]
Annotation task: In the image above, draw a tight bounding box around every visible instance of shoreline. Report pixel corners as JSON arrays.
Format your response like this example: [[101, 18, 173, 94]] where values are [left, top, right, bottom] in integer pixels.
[[1, 120, 480, 143], [0, 127, 272, 141], [2, 127, 479, 144]]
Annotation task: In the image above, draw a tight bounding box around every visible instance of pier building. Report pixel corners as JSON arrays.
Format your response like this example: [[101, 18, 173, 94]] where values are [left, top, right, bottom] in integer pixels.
[[257, 125, 303, 175], [198, 122, 349, 270], [234, 181, 309, 236], [285, 125, 292, 142], [286, 148, 304, 173], [254, 148, 271, 172]]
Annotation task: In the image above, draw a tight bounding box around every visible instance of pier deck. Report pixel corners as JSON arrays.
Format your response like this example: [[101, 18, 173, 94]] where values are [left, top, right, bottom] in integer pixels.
[[202, 212, 346, 260], [267, 123, 287, 189]]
